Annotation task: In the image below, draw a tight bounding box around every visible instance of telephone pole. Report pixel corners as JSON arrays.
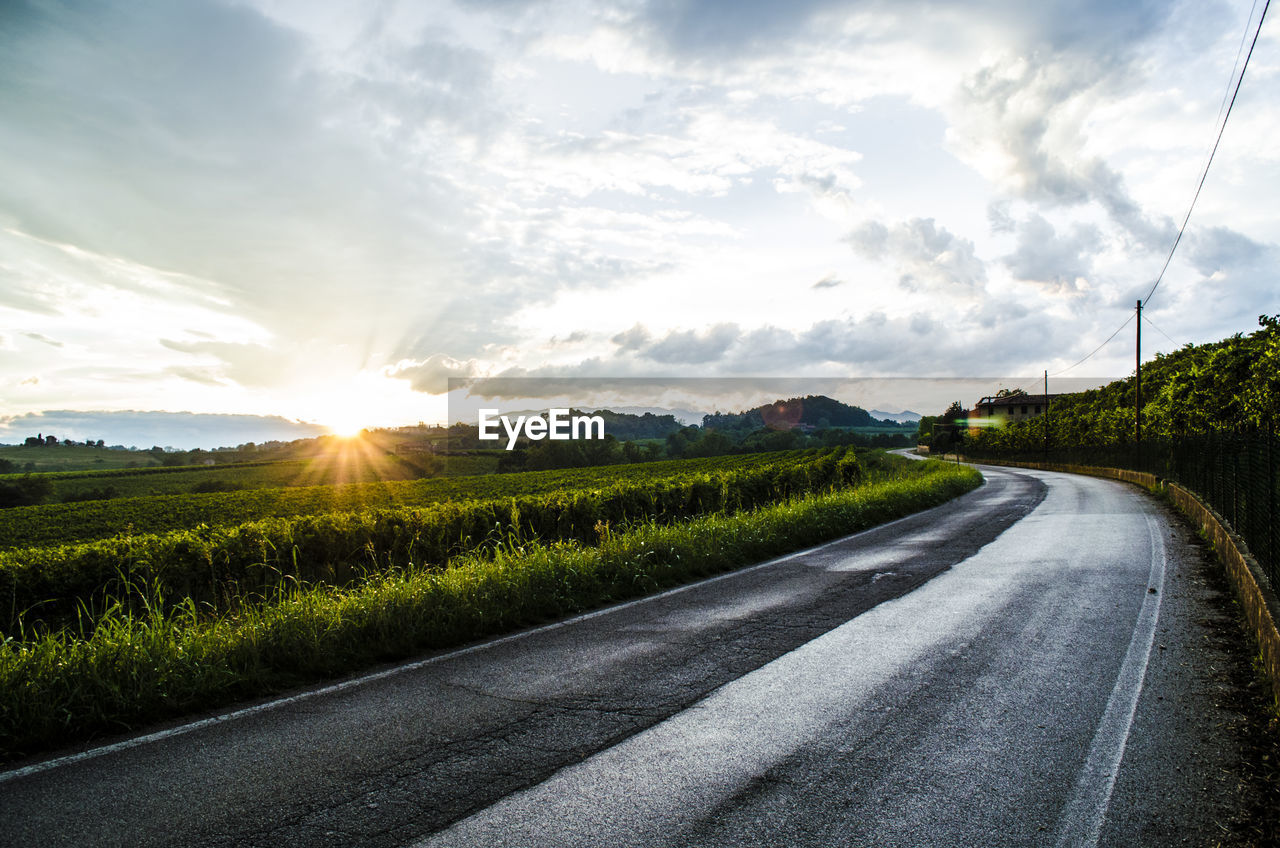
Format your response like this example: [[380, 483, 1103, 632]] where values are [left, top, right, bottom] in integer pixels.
[[1135, 299, 1143, 459], [1043, 369, 1049, 459]]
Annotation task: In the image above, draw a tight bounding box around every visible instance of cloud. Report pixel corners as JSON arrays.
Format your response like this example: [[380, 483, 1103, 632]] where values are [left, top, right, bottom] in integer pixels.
[[1166, 226, 1280, 329], [965, 298, 1032, 330], [0, 0, 1272, 423], [631, 0, 839, 58], [22, 332, 63, 348], [846, 218, 987, 294], [165, 366, 227, 387], [946, 43, 1176, 252], [608, 323, 743, 364], [549, 330, 590, 346], [1002, 214, 1100, 293], [388, 354, 481, 394], [639, 323, 741, 364], [611, 324, 652, 352], [1188, 226, 1268, 276], [159, 339, 283, 388], [568, 302, 1066, 379]]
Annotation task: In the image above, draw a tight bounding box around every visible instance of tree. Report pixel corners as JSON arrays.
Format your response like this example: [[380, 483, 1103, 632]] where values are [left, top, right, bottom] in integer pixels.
[[0, 474, 53, 508], [665, 426, 701, 458], [683, 429, 733, 458], [1244, 314, 1280, 429], [930, 402, 968, 454], [44, 435, 57, 446]]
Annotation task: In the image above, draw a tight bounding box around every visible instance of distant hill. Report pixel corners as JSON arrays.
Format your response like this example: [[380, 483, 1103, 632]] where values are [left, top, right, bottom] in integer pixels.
[[870, 409, 922, 424], [0, 410, 325, 451], [585, 408, 684, 440], [594, 406, 706, 426], [703, 395, 883, 431]]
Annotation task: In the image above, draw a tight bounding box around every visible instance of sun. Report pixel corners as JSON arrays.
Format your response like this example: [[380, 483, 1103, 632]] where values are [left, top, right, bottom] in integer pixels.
[[321, 410, 368, 438], [325, 419, 365, 438], [293, 369, 439, 439]]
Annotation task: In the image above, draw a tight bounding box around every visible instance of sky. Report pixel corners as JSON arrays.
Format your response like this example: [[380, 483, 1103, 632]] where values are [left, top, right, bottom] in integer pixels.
[[1, 0, 1277, 445]]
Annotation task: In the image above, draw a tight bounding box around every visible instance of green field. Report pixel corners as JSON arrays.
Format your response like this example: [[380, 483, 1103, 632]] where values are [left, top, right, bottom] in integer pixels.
[[0, 448, 980, 756], [0, 443, 165, 473], [0, 451, 438, 502], [0, 449, 814, 549], [0, 449, 850, 635]]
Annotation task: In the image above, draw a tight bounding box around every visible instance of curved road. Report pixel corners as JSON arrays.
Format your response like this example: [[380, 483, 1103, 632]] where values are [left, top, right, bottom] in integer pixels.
[[0, 464, 1258, 846]]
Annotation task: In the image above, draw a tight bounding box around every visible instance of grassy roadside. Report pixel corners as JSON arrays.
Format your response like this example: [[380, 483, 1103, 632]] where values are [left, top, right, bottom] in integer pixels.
[[0, 461, 980, 759]]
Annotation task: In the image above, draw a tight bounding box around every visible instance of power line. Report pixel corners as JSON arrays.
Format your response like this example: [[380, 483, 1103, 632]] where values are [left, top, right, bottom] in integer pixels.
[[1049, 1, 1268, 378], [1214, 0, 1261, 129], [1142, 0, 1270, 307], [1142, 312, 1180, 347], [1050, 311, 1135, 377]]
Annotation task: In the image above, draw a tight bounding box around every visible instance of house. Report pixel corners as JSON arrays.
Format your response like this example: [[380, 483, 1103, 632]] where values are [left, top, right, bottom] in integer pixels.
[[394, 441, 437, 455], [969, 393, 1062, 433]]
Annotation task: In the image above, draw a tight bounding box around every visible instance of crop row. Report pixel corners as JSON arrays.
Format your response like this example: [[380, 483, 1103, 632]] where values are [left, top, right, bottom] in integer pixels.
[[0, 458, 306, 483], [0, 449, 813, 550], [0, 459, 979, 755], [0, 449, 857, 633]]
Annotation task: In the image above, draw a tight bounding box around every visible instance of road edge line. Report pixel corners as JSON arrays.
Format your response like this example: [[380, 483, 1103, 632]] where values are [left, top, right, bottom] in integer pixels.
[[1053, 508, 1167, 848], [0, 482, 985, 785], [972, 456, 1280, 711]]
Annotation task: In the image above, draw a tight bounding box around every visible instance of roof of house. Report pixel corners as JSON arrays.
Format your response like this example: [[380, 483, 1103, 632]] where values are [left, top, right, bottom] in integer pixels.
[[973, 393, 1061, 408]]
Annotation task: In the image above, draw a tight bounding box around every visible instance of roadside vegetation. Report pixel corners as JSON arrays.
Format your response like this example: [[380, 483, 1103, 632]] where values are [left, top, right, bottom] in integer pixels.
[[0, 448, 855, 631], [0, 451, 979, 757], [952, 314, 1280, 454], [0, 449, 817, 549]]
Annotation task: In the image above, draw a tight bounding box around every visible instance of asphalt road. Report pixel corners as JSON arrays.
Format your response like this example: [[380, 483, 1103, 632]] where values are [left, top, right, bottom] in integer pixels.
[[0, 464, 1261, 847]]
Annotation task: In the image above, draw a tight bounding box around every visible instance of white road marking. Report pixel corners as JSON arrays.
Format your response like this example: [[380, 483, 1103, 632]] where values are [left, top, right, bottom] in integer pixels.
[[1053, 508, 1167, 848]]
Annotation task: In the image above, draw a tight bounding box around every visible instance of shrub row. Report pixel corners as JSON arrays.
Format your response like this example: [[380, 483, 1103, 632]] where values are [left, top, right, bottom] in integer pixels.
[[0, 449, 813, 549], [0, 460, 980, 756], [0, 449, 857, 633]]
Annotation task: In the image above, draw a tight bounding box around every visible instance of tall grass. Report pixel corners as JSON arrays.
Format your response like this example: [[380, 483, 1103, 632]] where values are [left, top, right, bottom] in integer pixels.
[[0, 448, 858, 634], [0, 461, 980, 758]]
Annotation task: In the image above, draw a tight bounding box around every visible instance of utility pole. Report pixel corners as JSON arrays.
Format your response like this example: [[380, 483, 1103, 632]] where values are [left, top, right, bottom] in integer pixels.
[[1136, 299, 1143, 460], [1043, 369, 1049, 459]]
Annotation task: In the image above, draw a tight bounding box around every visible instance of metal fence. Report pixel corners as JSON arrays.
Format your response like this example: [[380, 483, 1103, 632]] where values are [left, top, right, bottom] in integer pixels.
[[963, 429, 1279, 586]]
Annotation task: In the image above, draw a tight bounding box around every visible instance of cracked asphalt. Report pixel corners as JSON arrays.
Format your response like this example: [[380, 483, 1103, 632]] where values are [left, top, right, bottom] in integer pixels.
[[0, 464, 1271, 847]]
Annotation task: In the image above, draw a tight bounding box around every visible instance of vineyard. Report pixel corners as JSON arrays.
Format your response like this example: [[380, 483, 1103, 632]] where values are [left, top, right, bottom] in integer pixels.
[[0, 451, 429, 505], [0, 449, 815, 549], [0, 447, 982, 755], [0, 448, 851, 632]]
